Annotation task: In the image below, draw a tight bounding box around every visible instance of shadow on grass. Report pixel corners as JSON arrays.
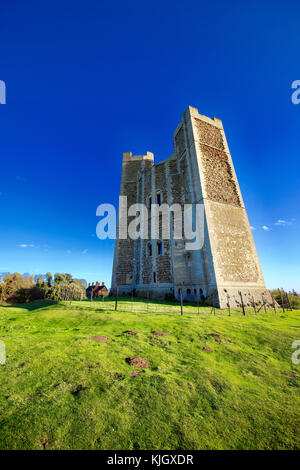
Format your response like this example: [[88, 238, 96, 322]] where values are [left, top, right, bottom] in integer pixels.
[[91, 295, 208, 309], [1, 299, 58, 311]]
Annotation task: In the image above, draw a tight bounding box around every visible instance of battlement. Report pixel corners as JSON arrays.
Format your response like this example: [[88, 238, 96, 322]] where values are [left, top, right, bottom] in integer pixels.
[[122, 151, 154, 162]]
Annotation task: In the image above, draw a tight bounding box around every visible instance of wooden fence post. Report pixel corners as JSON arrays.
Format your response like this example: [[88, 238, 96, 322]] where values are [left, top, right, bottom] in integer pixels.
[[251, 295, 256, 314], [280, 290, 285, 312], [115, 287, 118, 311], [239, 291, 246, 316], [271, 293, 276, 313], [180, 288, 183, 316], [262, 294, 267, 314], [227, 294, 231, 317], [286, 292, 292, 311]]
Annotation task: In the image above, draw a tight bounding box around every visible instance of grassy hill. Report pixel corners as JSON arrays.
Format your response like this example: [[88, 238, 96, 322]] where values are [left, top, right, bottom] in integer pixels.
[[0, 298, 299, 450]]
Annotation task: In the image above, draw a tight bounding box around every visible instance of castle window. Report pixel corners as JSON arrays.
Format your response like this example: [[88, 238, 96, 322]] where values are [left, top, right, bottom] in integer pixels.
[[147, 243, 152, 257], [187, 288, 191, 295], [157, 241, 162, 255], [157, 192, 161, 206], [148, 195, 152, 209], [153, 272, 156, 283], [194, 288, 197, 295]]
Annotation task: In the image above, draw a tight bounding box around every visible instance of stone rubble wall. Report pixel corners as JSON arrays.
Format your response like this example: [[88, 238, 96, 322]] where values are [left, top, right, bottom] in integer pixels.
[[111, 107, 270, 308]]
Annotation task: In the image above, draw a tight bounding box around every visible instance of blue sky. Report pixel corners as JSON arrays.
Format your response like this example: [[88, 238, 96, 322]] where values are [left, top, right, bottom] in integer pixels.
[[0, 0, 299, 290]]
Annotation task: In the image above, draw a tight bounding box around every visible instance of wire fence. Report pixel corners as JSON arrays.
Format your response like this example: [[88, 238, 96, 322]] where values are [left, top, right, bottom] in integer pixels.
[[67, 292, 297, 318]]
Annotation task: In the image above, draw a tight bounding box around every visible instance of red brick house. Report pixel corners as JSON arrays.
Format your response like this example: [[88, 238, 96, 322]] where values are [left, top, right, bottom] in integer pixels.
[[86, 282, 109, 299]]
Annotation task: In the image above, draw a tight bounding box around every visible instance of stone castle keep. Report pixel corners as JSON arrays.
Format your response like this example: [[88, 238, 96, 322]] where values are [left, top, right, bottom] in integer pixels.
[[111, 106, 270, 308]]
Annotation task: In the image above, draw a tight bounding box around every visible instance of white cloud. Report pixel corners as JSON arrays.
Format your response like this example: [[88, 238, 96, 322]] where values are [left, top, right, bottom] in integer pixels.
[[274, 219, 293, 226], [18, 244, 35, 248], [250, 226, 256, 231], [81, 249, 88, 255], [262, 225, 270, 231]]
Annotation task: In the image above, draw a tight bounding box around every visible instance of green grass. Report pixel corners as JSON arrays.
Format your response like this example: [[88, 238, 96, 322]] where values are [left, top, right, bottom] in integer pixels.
[[0, 298, 299, 450]]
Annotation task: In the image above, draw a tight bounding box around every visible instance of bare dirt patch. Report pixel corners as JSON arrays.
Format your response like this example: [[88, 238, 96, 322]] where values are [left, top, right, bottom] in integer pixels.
[[150, 337, 171, 345], [152, 330, 168, 336], [207, 333, 234, 344], [202, 346, 213, 352], [91, 336, 111, 343], [126, 356, 150, 368], [130, 370, 145, 378], [123, 330, 137, 335], [207, 333, 222, 343]]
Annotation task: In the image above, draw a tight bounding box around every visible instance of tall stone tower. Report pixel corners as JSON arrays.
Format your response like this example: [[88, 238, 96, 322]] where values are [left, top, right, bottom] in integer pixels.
[[111, 151, 154, 290], [111, 106, 270, 308]]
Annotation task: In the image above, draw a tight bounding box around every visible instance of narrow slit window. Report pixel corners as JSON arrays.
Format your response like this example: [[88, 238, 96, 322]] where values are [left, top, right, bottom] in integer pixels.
[[148, 243, 152, 257], [157, 241, 162, 255], [157, 192, 161, 206], [153, 272, 156, 283]]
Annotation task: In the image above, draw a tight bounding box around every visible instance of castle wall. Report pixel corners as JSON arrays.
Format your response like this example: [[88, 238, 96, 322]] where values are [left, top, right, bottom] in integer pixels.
[[111, 152, 153, 293], [185, 106, 271, 307], [111, 107, 271, 308]]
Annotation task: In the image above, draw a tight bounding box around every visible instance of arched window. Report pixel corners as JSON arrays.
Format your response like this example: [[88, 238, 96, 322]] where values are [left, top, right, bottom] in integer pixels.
[[194, 288, 197, 295], [157, 241, 162, 255], [148, 195, 152, 209], [187, 288, 191, 295], [147, 243, 152, 257]]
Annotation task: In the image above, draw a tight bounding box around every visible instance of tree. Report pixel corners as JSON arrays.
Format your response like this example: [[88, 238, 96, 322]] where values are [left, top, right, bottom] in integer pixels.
[[45, 272, 52, 287], [43, 273, 86, 302], [0, 272, 87, 304], [0, 273, 37, 303], [270, 288, 300, 309]]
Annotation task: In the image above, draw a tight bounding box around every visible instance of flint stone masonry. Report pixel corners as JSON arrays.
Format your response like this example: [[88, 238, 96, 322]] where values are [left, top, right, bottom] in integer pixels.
[[111, 106, 271, 308]]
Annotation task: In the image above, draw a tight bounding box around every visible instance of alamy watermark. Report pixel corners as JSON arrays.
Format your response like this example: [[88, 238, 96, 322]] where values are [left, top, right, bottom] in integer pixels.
[[291, 340, 300, 365], [291, 80, 300, 104], [0, 341, 6, 365], [96, 197, 205, 250], [0, 80, 6, 104]]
